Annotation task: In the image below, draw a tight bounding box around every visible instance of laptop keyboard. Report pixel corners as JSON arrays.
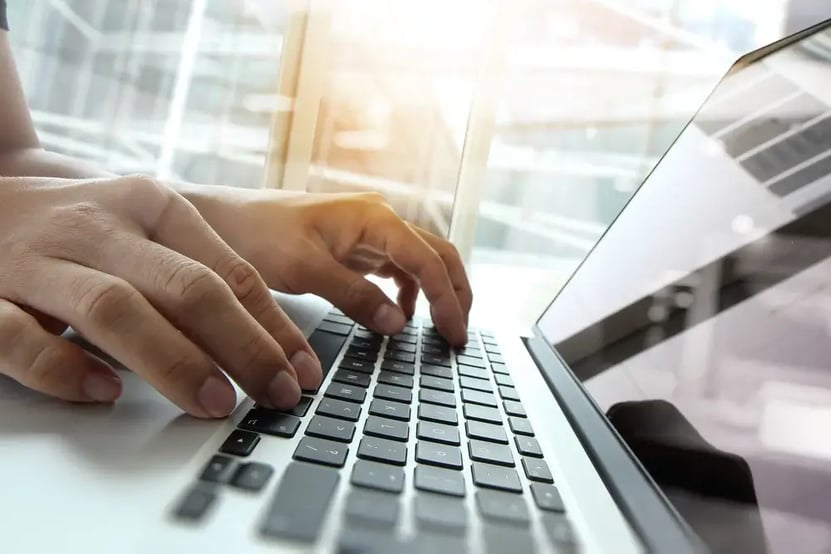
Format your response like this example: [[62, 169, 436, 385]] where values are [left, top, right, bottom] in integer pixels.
[[174, 309, 577, 552]]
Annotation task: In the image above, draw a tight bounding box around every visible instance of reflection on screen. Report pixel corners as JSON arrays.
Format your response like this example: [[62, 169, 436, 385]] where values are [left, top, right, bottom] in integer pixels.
[[538, 25, 831, 553]]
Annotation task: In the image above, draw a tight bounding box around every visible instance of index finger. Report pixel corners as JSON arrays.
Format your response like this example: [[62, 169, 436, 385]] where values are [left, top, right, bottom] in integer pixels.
[[410, 225, 473, 323]]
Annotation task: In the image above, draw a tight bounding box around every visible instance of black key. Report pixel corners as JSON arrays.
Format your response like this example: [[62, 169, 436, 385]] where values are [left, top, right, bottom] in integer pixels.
[[283, 396, 313, 417], [463, 404, 501, 424], [374, 383, 413, 404], [316, 398, 362, 422], [541, 514, 576, 548], [471, 462, 522, 493], [465, 421, 508, 444], [358, 436, 407, 466], [349, 337, 381, 352], [522, 458, 554, 483], [231, 462, 274, 492], [509, 417, 534, 436], [338, 357, 375, 374], [515, 436, 543, 457], [461, 389, 498, 407], [490, 354, 505, 365], [459, 375, 492, 393], [420, 375, 454, 393], [415, 466, 466, 497], [199, 455, 235, 483], [306, 415, 356, 443], [422, 354, 451, 367], [491, 363, 510, 375], [220, 429, 260, 457], [421, 364, 453, 379], [369, 399, 411, 421], [354, 329, 383, 341], [325, 382, 367, 404], [174, 487, 217, 521], [456, 346, 482, 359], [385, 350, 416, 364], [417, 421, 460, 446], [387, 340, 417, 354], [318, 320, 353, 336], [415, 493, 468, 531], [419, 388, 456, 408], [293, 436, 349, 467], [239, 409, 301, 438], [483, 526, 536, 554], [531, 483, 566, 512], [418, 404, 458, 425], [345, 489, 400, 527], [469, 440, 515, 467], [332, 369, 371, 388], [485, 344, 501, 355], [494, 373, 514, 387], [351, 460, 405, 493], [261, 462, 339, 541], [325, 313, 353, 326], [416, 441, 463, 470], [498, 386, 521, 402], [457, 355, 485, 369], [380, 359, 415, 375], [421, 343, 450, 356], [477, 490, 530, 525], [377, 371, 414, 389], [458, 365, 489, 380], [503, 400, 526, 417], [345, 347, 378, 363], [305, 329, 349, 391], [422, 335, 447, 346], [364, 415, 410, 442], [391, 332, 418, 344]]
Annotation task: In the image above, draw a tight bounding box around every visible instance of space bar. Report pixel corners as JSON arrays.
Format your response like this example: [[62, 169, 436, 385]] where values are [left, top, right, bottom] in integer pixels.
[[260, 462, 340, 542]]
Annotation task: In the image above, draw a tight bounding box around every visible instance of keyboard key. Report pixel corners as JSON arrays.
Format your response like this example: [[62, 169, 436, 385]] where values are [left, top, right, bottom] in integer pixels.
[[491, 362, 510, 375], [380, 359, 415, 375], [522, 458, 554, 483], [351, 460, 405, 493], [261, 462, 339, 542], [306, 415, 356, 443], [509, 417, 534, 436], [220, 429, 260, 457], [483, 526, 536, 554], [354, 329, 383, 341], [305, 329, 348, 392], [338, 358, 375, 374], [471, 462, 522, 493], [469, 440, 515, 467], [463, 404, 501, 424], [459, 375, 492, 393], [531, 483, 566, 512], [422, 335, 447, 346], [387, 340, 416, 354], [325, 382, 367, 404], [174, 487, 217, 521], [457, 355, 486, 369], [456, 346, 482, 359], [385, 350, 416, 364], [391, 332, 417, 344], [318, 320, 353, 336], [477, 490, 530, 525], [422, 354, 451, 367], [498, 386, 521, 402], [458, 365, 489, 380], [515, 436, 543, 457], [199, 455, 235, 483], [419, 404, 458, 425], [484, 344, 501, 355], [231, 462, 274, 492], [414, 466, 466, 497], [541, 514, 576, 548], [364, 415, 410, 442], [374, 384, 413, 404], [490, 354, 505, 365], [494, 374, 513, 387], [465, 421, 508, 444], [416, 441, 463, 470], [239, 409, 301, 438], [345, 489, 400, 527], [345, 347, 378, 363], [293, 436, 349, 467], [503, 400, 527, 417], [332, 369, 371, 388], [419, 388, 456, 408], [369, 399, 411, 421], [421, 343, 450, 356], [358, 436, 407, 466], [421, 364, 453, 379], [415, 493, 468, 531], [461, 389, 498, 407], [420, 375, 454, 393], [417, 421, 460, 446], [482, 335, 498, 346], [316, 398, 362, 422], [349, 337, 381, 351]]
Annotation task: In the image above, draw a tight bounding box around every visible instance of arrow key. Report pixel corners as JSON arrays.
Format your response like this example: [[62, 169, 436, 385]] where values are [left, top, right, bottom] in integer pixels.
[[306, 415, 356, 443]]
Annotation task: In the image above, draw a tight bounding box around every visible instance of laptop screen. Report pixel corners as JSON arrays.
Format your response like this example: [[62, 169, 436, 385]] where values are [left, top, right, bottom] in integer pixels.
[[537, 23, 831, 553]]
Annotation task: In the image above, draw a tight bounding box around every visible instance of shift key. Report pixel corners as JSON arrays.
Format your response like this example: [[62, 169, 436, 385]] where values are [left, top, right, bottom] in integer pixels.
[[261, 462, 340, 542]]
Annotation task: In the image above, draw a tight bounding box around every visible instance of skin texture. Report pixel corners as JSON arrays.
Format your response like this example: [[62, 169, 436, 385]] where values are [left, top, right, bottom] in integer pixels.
[[0, 31, 472, 417]]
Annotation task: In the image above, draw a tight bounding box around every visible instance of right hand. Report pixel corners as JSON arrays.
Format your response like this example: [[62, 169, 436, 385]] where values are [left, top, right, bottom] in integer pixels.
[[0, 175, 322, 418]]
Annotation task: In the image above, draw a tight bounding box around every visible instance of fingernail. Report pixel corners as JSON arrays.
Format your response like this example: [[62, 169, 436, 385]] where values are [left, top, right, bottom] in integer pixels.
[[373, 304, 406, 335], [197, 376, 236, 418], [268, 370, 301, 409], [291, 350, 322, 390], [83, 372, 122, 402]]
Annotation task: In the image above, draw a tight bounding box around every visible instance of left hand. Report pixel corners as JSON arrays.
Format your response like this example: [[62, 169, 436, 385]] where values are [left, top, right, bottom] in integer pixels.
[[193, 188, 472, 346]]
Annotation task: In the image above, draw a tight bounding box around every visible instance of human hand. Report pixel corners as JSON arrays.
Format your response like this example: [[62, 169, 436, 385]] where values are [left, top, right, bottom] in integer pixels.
[[197, 190, 472, 346], [0, 176, 322, 417]]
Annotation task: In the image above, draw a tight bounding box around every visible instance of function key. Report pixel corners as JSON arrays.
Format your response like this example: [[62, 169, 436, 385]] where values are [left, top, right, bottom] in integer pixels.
[[471, 462, 522, 493], [325, 382, 367, 404], [385, 350, 416, 364], [306, 415, 356, 443], [418, 404, 459, 425], [459, 375, 493, 393], [415, 466, 466, 498], [219, 429, 260, 457], [503, 400, 527, 418], [174, 487, 217, 521], [420, 375, 454, 393], [521, 458, 553, 483], [415, 493, 468, 532], [476, 490, 530, 526], [494, 373, 514, 387], [461, 389, 498, 408], [421, 364, 453, 380], [378, 371, 414, 389], [230, 462, 274, 492], [332, 369, 371, 388], [463, 404, 501, 424], [469, 440, 515, 467], [380, 359, 415, 375], [374, 383, 413, 404], [293, 436, 349, 467], [239, 409, 301, 438], [415, 441, 463, 470], [351, 460, 405, 494], [357, 436, 407, 466], [364, 415, 410, 442], [199, 454, 235, 483], [508, 417, 534, 436], [369, 398, 411, 422], [417, 421, 460, 446], [318, 320, 353, 336], [260, 462, 340, 541], [498, 386, 521, 402], [465, 421, 508, 444], [338, 357, 375, 374], [316, 398, 362, 422], [515, 436, 543, 458], [530, 483, 566, 512], [419, 389, 456, 408]]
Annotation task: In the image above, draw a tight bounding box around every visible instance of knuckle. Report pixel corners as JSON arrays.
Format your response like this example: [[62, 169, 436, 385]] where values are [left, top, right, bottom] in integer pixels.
[[128, 175, 171, 202], [344, 277, 376, 307], [219, 256, 265, 305], [166, 262, 227, 309], [156, 353, 205, 386], [73, 277, 135, 326], [25, 344, 69, 388], [0, 303, 27, 348]]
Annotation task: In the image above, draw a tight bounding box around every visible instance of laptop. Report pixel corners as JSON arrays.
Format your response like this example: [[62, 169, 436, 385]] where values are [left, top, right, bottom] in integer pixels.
[[2, 19, 831, 554]]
